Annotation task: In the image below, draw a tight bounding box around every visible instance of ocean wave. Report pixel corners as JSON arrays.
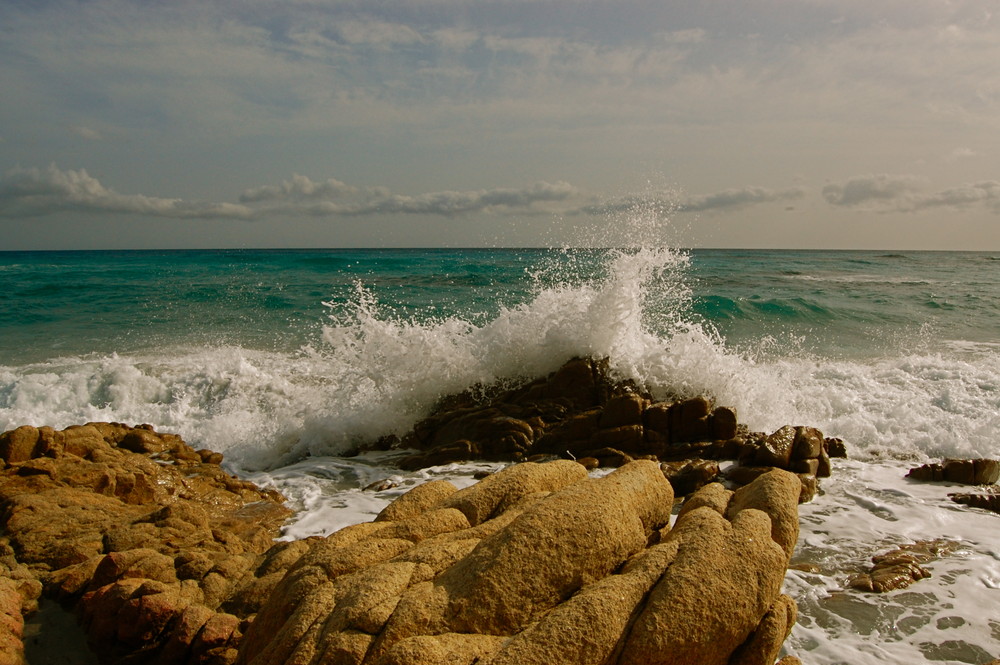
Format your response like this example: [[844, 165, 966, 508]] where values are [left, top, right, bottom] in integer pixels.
[[4, 242, 1000, 470]]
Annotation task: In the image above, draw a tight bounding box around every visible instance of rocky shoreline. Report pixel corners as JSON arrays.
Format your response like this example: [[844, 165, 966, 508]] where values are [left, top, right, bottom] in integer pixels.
[[1, 357, 997, 665]]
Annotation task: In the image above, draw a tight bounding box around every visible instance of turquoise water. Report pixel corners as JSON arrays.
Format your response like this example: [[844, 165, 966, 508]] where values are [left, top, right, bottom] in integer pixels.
[[3, 248, 997, 364], [2, 248, 999, 464], [2, 245, 1000, 664]]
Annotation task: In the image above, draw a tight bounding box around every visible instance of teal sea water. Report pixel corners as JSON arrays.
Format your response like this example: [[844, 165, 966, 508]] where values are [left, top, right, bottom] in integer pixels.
[[2, 244, 999, 663]]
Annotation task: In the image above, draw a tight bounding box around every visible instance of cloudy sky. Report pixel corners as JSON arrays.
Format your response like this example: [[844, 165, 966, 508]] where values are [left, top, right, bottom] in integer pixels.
[[2, 0, 999, 250]]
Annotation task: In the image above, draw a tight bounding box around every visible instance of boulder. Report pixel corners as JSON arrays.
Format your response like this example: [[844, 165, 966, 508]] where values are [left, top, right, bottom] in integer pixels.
[[236, 462, 801, 665], [0, 423, 291, 665], [389, 358, 837, 509]]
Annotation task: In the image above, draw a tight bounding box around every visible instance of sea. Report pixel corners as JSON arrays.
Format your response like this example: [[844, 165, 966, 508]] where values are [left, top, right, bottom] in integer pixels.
[[1, 236, 999, 663]]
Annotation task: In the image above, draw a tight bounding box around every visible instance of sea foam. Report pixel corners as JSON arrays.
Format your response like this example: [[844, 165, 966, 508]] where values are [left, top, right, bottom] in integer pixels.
[[3, 241, 1000, 470]]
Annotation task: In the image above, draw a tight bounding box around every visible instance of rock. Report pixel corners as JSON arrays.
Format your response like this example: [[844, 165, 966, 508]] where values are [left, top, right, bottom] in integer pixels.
[[365, 479, 400, 492], [581, 447, 634, 468], [0, 422, 291, 665], [825, 437, 848, 458], [439, 460, 587, 526], [950, 492, 1000, 514], [792, 427, 824, 460], [907, 458, 1000, 485], [0, 577, 28, 665], [660, 458, 720, 496], [236, 462, 800, 665], [848, 539, 963, 593], [729, 594, 798, 665], [388, 358, 837, 506], [396, 441, 479, 471], [726, 469, 802, 561], [375, 481, 457, 523], [751, 426, 796, 469], [395, 357, 761, 470], [618, 507, 788, 664], [599, 394, 646, 429]]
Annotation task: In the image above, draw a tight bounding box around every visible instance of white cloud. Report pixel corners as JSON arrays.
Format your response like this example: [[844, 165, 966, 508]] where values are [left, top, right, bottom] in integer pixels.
[[577, 186, 805, 216], [0, 165, 581, 220], [822, 175, 924, 207], [0, 165, 254, 219], [70, 125, 103, 140], [255, 179, 582, 217], [946, 147, 976, 161], [239, 174, 358, 203], [680, 187, 806, 212], [822, 174, 1000, 213]]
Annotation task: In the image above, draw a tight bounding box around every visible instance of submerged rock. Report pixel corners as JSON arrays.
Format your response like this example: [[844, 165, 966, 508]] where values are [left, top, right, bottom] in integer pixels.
[[236, 462, 802, 665], [847, 539, 964, 593]]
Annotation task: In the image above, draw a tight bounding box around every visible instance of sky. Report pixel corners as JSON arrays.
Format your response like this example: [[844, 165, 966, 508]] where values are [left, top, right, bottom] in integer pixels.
[[1, 0, 999, 250]]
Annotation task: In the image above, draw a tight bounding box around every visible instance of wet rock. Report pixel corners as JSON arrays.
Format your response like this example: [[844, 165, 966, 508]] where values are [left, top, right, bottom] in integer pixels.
[[365, 479, 400, 492], [750, 426, 796, 468], [660, 458, 720, 496], [848, 539, 964, 593], [825, 437, 848, 458], [395, 357, 763, 470], [949, 492, 1000, 514], [906, 458, 1000, 485], [390, 357, 837, 514], [236, 461, 801, 665]]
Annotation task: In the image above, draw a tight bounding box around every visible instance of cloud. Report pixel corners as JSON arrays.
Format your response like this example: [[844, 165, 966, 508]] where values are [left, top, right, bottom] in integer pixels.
[[0, 165, 253, 219], [821, 174, 924, 207], [256, 179, 582, 217], [577, 186, 805, 216], [70, 125, 103, 141], [238, 174, 358, 203], [679, 186, 806, 212], [0, 165, 581, 221], [946, 147, 976, 161], [915, 181, 1000, 211], [822, 174, 1000, 212]]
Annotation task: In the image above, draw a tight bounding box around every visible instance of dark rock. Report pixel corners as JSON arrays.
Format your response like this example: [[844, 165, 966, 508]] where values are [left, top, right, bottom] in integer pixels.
[[816, 449, 832, 478], [790, 458, 820, 476], [668, 397, 712, 442], [583, 447, 635, 468], [599, 394, 646, 429], [907, 458, 1000, 485], [643, 402, 671, 440], [364, 479, 399, 492], [396, 440, 479, 471], [825, 437, 848, 458], [950, 492, 1000, 514], [660, 459, 720, 496], [752, 426, 796, 468], [792, 427, 824, 460], [709, 407, 739, 441], [591, 425, 645, 453]]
